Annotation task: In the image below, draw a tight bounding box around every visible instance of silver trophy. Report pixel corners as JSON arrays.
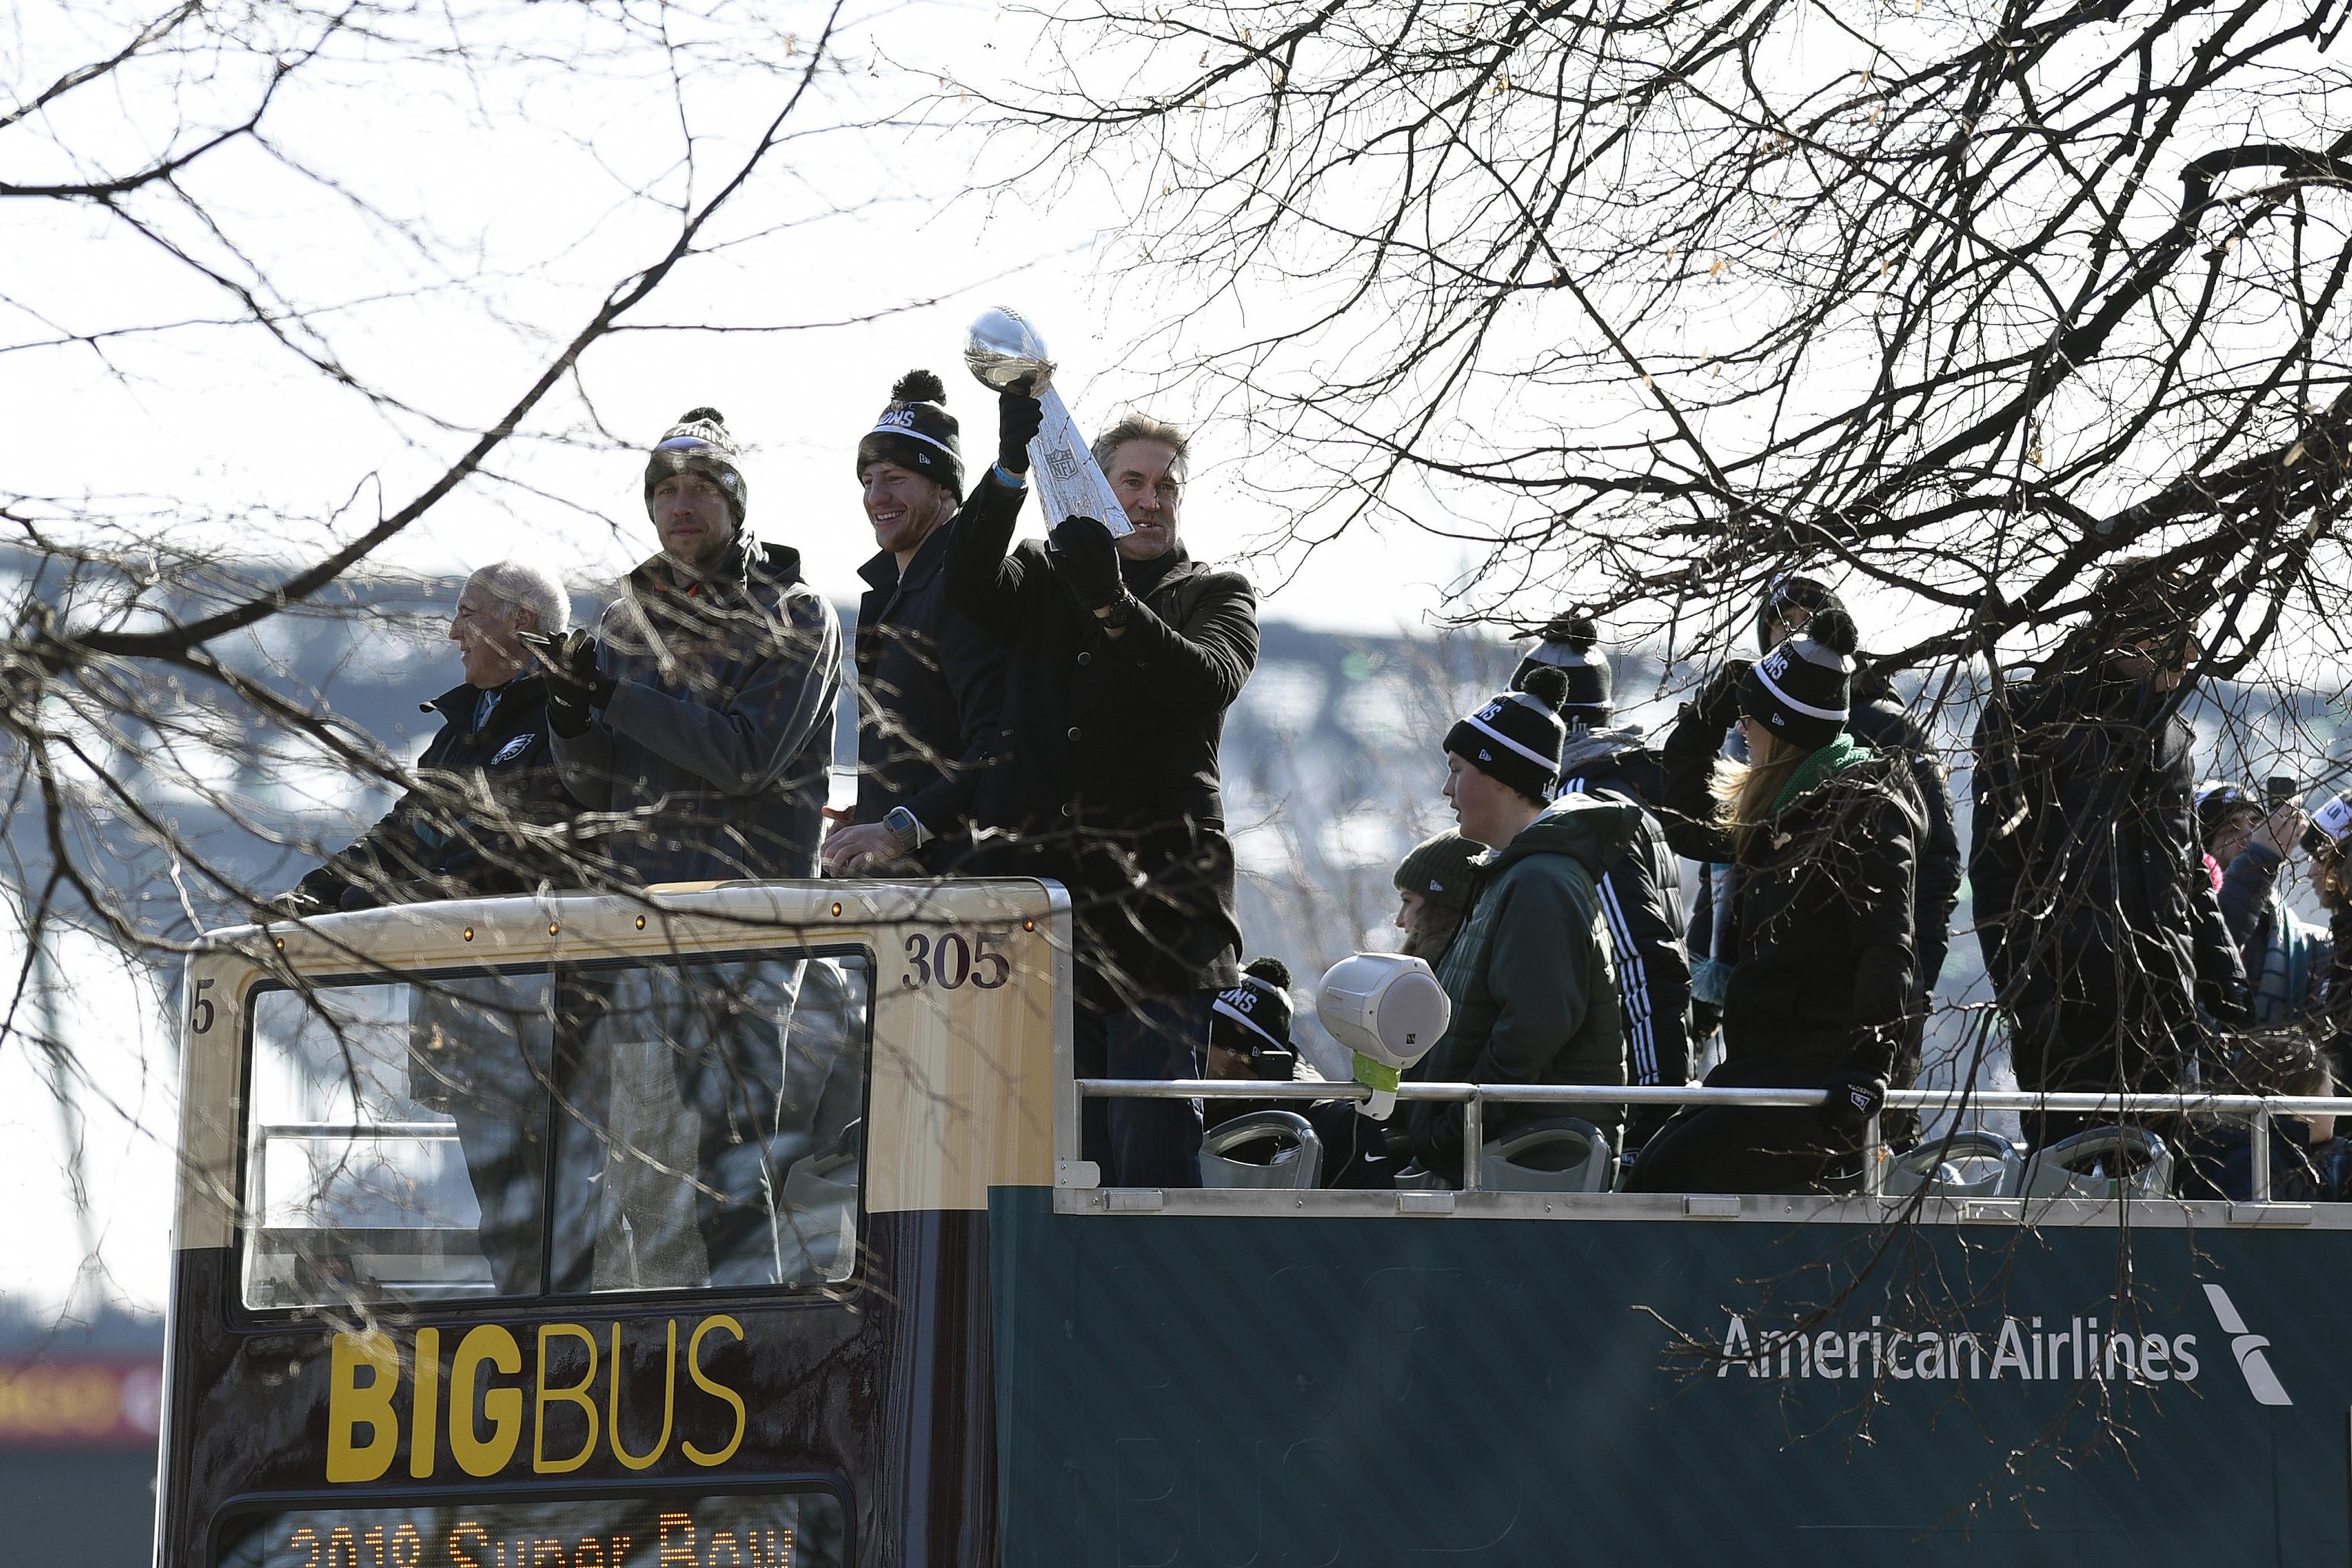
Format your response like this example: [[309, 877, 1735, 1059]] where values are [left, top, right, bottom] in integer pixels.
[[965, 306, 1132, 536]]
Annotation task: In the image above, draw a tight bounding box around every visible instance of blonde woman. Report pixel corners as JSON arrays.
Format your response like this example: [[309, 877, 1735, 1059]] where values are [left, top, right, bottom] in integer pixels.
[[1628, 609, 1924, 1194]]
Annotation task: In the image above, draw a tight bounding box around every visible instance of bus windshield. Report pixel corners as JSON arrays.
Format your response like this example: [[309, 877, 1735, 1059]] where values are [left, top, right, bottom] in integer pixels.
[[240, 950, 872, 1309]]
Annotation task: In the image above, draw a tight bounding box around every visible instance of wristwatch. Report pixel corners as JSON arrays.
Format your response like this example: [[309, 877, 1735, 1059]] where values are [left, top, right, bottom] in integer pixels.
[[883, 805, 930, 851], [1096, 594, 1139, 632]]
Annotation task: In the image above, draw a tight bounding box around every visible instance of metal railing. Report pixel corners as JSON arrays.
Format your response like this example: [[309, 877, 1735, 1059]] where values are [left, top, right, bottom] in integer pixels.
[[1073, 1080, 2344, 1203]]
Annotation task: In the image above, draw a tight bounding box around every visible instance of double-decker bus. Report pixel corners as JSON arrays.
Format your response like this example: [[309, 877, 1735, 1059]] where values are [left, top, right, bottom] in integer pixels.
[[155, 879, 2350, 1566]]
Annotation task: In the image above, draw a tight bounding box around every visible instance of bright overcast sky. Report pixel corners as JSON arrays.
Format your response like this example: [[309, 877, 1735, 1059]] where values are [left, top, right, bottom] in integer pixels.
[[4, 0, 1495, 639]]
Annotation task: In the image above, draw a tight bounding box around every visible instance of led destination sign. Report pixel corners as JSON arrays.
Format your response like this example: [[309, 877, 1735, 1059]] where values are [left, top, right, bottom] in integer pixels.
[[215, 1493, 844, 1568]]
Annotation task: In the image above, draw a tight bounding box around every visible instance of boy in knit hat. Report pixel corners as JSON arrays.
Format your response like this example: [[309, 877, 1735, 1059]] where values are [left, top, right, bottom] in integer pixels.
[[1406, 665, 1639, 1178]]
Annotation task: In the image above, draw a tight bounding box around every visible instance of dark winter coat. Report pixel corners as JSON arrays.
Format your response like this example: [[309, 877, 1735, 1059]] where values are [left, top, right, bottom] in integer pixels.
[[1969, 666, 2250, 1046], [945, 510, 1259, 1008], [1406, 792, 1638, 1173], [553, 538, 842, 884], [1658, 715, 1921, 1081], [297, 675, 580, 908], [852, 475, 1019, 868], [1554, 730, 1692, 1135], [1849, 669, 1962, 991]]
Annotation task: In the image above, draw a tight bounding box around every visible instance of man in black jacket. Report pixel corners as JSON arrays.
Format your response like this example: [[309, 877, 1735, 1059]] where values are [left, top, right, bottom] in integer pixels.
[[279, 560, 579, 913], [946, 408, 1259, 1189], [275, 558, 580, 1292], [1971, 564, 2252, 1148], [822, 371, 1023, 875]]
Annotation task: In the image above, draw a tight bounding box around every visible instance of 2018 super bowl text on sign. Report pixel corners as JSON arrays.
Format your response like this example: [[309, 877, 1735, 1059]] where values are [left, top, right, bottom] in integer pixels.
[[217, 1493, 844, 1568]]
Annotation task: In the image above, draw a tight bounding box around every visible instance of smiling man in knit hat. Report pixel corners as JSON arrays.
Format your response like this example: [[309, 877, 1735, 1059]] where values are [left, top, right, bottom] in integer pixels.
[[822, 371, 1033, 877], [547, 406, 841, 884], [1405, 664, 1638, 1181], [541, 405, 846, 1288]]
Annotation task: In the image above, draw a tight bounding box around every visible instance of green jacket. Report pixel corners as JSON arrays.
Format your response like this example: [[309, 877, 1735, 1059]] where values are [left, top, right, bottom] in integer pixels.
[[1407, 792, 1638, 1174]]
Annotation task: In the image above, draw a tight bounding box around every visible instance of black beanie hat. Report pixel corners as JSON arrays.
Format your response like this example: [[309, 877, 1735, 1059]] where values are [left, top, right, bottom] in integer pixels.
[[856, 370, 964, 497], [1446, 664, 1570, 802], [1393, 831, 1483, 923], [1511, 612, 1612, 726], [1754, 573, 1848, 652], [1738, 608, 1858, 753], [644, 407, 749, 524], [1211, 957, 1296, 1059]]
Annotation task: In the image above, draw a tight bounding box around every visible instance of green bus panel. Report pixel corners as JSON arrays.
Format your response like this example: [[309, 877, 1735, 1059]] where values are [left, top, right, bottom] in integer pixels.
[[991, 1190, 2344, 1566]]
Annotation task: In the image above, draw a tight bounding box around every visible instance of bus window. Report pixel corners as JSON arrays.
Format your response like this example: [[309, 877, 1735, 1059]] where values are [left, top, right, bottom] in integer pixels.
[[240, 952, 871, 1310]]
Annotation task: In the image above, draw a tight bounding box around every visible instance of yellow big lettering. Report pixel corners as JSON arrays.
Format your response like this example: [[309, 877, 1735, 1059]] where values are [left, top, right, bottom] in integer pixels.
[[533, 1323, 599, 1474], [681, 1315, 746, 1467], [325, 1331, 400, 1483], [409, 1326, 440, 1479], [609, 1320, 677, 1470], [448, 1325, 522, 1478]]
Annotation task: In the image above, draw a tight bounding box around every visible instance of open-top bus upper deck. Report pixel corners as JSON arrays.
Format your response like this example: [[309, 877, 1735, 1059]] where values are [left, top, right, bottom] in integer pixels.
[[156, 879, 2352, 1567]]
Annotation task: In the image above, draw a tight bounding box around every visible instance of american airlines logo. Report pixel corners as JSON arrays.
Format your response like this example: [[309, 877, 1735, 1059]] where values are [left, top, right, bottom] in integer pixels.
[[1709, 1283, 2289, 1406], [2203, 1283, 2292, 1406]]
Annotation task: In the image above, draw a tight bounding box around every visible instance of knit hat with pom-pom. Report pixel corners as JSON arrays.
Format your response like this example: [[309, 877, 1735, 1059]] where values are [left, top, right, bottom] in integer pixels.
[[645, 406, 749, 523], [1446, 663, 1571, 803], [1740, 606, 1858, 753], [1753, 573, 1849, 651], [857, 369, 964, 496], [1512, 612, 1612, 727], [1211, 956, 1298, 1070]]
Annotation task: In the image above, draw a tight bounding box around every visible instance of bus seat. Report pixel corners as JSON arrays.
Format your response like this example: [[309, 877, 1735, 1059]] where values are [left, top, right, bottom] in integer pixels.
[[1883, 1128, 2024, 1198], [2020, 1125, 2173, 1200], [1200, 1110, 1324, 1190], [1480, 1118, 1615, 1193], [776, 1148, 859, 1285]]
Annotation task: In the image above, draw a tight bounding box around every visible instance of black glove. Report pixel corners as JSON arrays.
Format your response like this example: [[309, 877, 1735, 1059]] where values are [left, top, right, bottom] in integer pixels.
[[1048, 514, 1126, 613], [998, 390, 1043, 477], [2201, 972, 2255, 1028], [1692, 659, 1753, 733], [1818, 1067, 1887, 1139], [544, 629, 612, 737]]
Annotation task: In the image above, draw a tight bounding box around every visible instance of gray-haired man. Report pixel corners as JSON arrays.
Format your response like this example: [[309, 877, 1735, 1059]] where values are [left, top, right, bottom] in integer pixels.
[[279, 558, 580, 913]]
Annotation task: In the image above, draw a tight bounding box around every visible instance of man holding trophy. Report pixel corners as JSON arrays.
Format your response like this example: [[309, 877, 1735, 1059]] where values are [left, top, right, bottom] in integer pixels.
[[947, 310, 1261, 1190], [822, 369, 1030, 876]]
